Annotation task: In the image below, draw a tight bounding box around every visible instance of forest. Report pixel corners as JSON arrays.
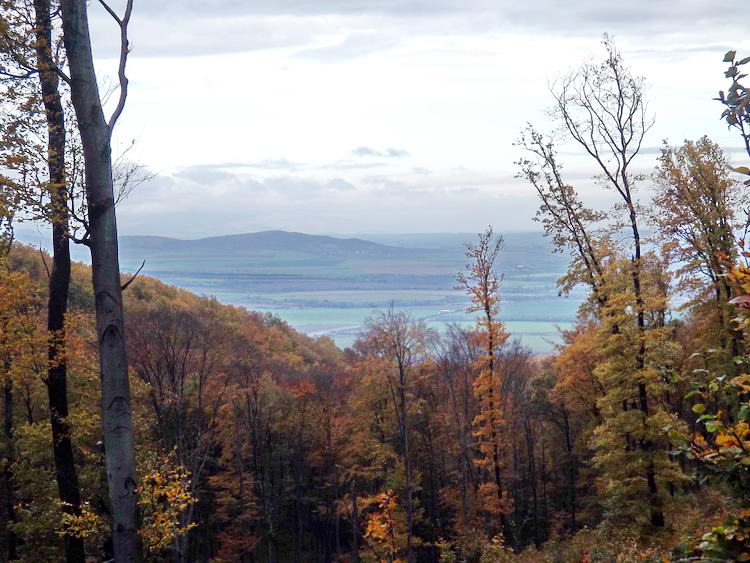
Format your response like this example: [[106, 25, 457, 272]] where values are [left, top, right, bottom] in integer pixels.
[[1, 1, 750, 562]]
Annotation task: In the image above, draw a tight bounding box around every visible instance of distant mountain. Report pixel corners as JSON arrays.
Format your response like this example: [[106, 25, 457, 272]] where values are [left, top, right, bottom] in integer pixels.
[[120, 230, 419, 261]]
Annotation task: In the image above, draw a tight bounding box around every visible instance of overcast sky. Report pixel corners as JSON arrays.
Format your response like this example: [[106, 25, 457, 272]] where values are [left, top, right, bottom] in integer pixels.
[[82, 0, 750, 238]]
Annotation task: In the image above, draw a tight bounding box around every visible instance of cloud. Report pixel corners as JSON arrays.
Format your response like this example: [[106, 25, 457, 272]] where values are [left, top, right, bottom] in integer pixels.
[[114, 165, 548, 237], [87, 0, 747, 60], [322, 161, 388, 170], [352, 146, 410, 158], [181, 159, 305, 173], [295, 32, 401, 61]]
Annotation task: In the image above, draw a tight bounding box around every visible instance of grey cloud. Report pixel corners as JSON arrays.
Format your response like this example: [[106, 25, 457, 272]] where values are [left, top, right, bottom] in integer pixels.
[[126, 0, 745, 25], [127, 0, 471, 19], [88, 0, 747, 59]]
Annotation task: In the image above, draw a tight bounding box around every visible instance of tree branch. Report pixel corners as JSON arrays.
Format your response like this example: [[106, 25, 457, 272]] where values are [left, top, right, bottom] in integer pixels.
[[120, 259, 145, 291]]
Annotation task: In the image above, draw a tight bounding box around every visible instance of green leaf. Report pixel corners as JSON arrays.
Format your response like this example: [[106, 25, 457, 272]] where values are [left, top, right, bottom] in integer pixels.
[[739, 56, 750, 66], [724, 50, 737, 62]]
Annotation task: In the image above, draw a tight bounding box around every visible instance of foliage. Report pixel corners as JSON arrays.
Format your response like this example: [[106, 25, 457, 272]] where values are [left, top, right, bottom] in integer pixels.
[[137, 453, 197, 557], [362, 490, 408, 563], [718, 50, 750, 175]]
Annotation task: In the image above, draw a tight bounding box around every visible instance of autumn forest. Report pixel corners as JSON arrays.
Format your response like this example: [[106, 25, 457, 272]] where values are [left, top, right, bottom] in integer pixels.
[[1, 2, 750, 562]]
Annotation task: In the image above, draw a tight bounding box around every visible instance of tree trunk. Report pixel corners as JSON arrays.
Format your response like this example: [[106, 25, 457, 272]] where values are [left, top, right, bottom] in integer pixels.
[[3, 367, 17, 561], [59, 3, 141, 560], [33, 2, 86, 561], [485, 310, 508, 538], [400, 384, 414, 562], [351, 481, 359, 563], [626, 202, 664, 529]]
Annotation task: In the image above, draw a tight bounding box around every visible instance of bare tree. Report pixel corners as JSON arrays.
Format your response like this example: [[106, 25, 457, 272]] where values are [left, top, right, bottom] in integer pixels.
[[59, 1, 141, 560]]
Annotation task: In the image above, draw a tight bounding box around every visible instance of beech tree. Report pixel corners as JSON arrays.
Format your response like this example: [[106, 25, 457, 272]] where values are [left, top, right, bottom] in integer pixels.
[[59, 1, 140, 560]]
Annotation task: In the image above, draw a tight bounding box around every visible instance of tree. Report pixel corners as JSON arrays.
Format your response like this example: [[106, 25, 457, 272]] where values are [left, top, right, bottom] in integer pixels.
[[127, 303, 227, 562], [550, 35, 665, 528], [0, 2, 88, 558], [32, 2, 87, 559], [434, 325, 481, 536], [516, 126, 609, 308], [58, 1, 141, 560], [0, 264, 41, 561], [456, 227, 512, 536], [653, 136, 747, 357], [361, 308, 433, 562]]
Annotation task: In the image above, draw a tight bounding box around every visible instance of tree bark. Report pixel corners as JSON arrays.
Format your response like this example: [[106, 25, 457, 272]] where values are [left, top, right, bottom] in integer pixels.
[[33, 2, 86, 560], [59, 2, 141, 560]]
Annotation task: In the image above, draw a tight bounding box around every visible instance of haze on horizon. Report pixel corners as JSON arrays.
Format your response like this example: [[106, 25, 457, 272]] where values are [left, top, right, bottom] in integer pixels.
[[81, 0, 749, 238]]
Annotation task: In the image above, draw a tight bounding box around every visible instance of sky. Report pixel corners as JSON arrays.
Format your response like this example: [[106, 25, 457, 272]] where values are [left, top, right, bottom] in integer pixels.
[[78, 0, 750, 238]]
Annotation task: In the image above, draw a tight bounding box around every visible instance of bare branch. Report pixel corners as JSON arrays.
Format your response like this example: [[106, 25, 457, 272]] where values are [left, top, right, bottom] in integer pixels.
[[120, 259, 145, 291], [97, 0, 122, 24], [101, 0, 133, 131]]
